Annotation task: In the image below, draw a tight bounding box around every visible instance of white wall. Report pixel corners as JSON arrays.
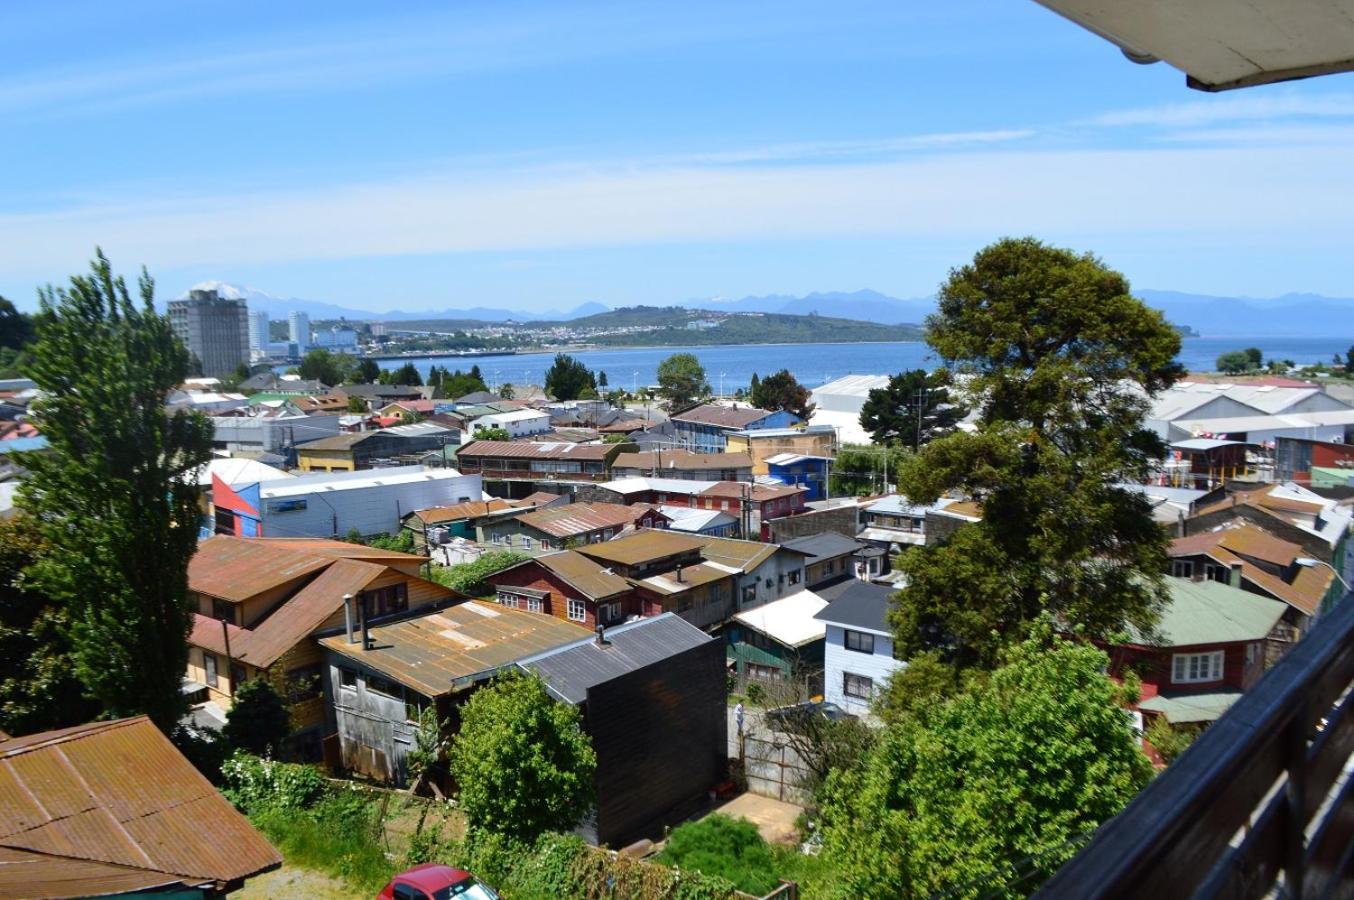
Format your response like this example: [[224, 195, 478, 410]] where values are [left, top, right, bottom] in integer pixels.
[[737, 549, 807, 610], [260, 472, 482, 537], [822, 622, 904, 716], [469, 412, 552, 440]]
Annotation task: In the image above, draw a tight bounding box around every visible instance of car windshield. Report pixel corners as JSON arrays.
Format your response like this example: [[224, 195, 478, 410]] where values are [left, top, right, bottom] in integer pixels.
[[442, 881, 498, 900]]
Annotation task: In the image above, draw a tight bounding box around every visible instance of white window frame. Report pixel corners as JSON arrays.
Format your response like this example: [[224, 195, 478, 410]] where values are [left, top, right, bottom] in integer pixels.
[[843, 672, 873, 700], [496, 592, 520, 609], [526, 596, 543, 614], [521, 537, 533, 550], [567, 598, 587, 622], [600, 601, 622, 623], [1172, 650, 1224, 684]]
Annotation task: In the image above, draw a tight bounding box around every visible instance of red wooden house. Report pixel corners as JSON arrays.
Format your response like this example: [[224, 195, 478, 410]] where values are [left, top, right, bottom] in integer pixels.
[[486, 550, 634, 629]]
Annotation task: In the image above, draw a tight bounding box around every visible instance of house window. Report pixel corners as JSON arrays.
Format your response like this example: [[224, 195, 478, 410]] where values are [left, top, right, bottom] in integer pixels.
[[362, 583, 408, 618], [521, 537, 533, 550], [1172, 651, 1224, 684], [366, 674, 403, 699], [742, 585, 757, 605], [1171, 560, 1194, 578], [600, 602, 622, 624], [788, 570, 801, 585], [339, 667, 358, 689], [843, 672, 874, 699], [211, 597, 236, 623], [285, 663, 323, 702], [823, 560, 835, 575], [527, 596, 543, 613], [492, 533, 503, 545], [747, 662, 781, 680], [496, 592, 520, 609], [204, 652, 219, 687], [567, 598, 587, 622], [844, 630, 876, 654], [1204, 563, 1228, 583]]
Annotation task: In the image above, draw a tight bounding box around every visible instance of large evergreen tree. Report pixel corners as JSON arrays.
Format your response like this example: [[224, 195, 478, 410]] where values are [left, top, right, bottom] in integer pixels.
[[750, 368, 815, 421], [544, 353, 595, 401], [859, 369, 965, 448], [892, 238, 1182, 668], [18, 251, 214, 730]]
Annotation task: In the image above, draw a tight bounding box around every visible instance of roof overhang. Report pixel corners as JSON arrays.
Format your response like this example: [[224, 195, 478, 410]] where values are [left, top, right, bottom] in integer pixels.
[[1033, 0, 1354, 91]]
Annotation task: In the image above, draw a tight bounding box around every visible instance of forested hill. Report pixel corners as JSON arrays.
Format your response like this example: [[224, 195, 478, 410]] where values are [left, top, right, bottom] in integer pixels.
[[537, 306, 925, 346]]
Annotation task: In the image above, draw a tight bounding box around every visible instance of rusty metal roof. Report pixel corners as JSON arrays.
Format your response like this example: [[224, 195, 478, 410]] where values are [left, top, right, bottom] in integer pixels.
[[458, 440, 613, 460], [1168, 525, 1332, 615], [691, 535, 782, 572], [700, 481, 805, 501], [575, 530, 707, 566], [671, 404, 775, 429], [319, 601, 589, 697], [0, 717, 280, 889], [514, 502, 656, 539], [0, 846, 185, 898], [523, 551, 632, 600], [633, 562, 734, 595], [409, 498, 517, 524], [189, 536, 333, 602]]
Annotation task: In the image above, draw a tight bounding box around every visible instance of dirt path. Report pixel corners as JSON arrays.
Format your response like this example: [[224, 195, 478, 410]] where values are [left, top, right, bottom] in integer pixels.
[[237, 865, 366, 900]]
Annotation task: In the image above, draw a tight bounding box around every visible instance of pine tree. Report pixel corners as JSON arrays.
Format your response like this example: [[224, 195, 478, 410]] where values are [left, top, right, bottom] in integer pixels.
[[19, 250, 214, 730]]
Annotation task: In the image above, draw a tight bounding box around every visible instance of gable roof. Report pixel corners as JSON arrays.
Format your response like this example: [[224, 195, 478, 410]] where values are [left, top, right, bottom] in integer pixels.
[[1168, 526, 1334, 615], [813, 580, 898, 634], [513, 502, 661, 539], [700, 481, 806, 502], [780, 532, 866, 564], [1138, 577, 1288, 647], [672, 404, 777, 429], [690, 535, 786, 572], [188, 536, 336, 602], [733, 589, 828, 648], [519, 614, 713, 703], [575, 530, 707, 566], [526, 550, 633, 600], [457, 440, 612, 461], [0, 717, 280, 891], [410, 498, 518, 524]]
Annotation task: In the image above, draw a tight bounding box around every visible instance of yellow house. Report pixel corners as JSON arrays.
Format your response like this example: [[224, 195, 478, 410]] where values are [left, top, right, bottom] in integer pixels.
[[726, 425, 837, 476], [185, 536, 463, 758]]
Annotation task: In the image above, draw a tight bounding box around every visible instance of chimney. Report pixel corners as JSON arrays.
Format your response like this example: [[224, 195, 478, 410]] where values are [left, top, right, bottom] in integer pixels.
[[595, 624, 609, 647], [1229, 562, 1243, 589], [343, 593, 356, 644], [675, 564, 684, 583]]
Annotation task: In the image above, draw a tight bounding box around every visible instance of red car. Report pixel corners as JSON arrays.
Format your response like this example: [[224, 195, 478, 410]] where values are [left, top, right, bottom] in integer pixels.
[[377, 863, 499, 900]]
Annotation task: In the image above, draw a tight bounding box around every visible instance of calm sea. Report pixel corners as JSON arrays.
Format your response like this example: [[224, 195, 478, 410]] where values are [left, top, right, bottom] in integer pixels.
[[364, 337, 1352, 392]]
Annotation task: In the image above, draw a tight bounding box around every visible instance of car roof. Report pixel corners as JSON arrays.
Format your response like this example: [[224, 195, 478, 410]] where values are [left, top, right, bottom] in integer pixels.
[[395, 863, 473, 890]]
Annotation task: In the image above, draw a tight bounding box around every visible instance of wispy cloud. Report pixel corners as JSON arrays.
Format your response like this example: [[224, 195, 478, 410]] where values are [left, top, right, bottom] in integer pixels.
[[1157, 124, 1354, 145], [2, 142, 1349, 279], [666, 130, 1036, 165], [1090, 92, 1354, 127]]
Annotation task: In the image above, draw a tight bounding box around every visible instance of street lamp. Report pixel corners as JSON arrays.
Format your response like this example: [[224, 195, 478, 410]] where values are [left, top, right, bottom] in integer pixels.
[[719, 372, 727, 399]]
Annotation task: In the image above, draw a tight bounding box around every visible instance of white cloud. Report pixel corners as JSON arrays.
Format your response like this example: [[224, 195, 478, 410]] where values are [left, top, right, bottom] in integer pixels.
[[1, 143, 1350, 278], [1091, 92, 1354, 127]]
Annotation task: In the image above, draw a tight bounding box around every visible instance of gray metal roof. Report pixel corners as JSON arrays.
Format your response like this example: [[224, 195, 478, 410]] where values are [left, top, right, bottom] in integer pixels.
[[518, 613, 713, 704], [779, 532, 865, 564], [813, 580, 898, 635]]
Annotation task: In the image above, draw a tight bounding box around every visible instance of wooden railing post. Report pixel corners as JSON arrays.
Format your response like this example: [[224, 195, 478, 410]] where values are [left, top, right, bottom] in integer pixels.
[[1285, 698, 1309, 898]]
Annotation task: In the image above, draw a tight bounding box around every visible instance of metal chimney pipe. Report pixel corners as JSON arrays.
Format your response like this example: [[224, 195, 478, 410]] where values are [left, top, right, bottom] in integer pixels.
[[343, 593, 355, 643]]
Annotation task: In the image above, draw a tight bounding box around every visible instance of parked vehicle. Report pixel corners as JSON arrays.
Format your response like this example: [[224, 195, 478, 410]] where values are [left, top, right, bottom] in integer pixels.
[[378, 863, 499, 900], [764, 700, 856, 732]]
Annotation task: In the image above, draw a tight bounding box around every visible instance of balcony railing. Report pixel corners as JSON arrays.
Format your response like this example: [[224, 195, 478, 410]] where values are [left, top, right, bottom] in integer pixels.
[[1038, 589, 1354, 898]]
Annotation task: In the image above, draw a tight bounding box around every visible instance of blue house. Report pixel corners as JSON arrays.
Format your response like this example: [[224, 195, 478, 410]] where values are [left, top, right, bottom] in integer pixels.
[[765, 453, 832, 501], [670, 404, 801, 453]]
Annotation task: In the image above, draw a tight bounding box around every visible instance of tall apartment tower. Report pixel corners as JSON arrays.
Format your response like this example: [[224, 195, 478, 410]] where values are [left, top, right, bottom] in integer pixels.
[[168, 289, 249, 378], [247, 309, 271, 358], [288, 311, 311, 355]]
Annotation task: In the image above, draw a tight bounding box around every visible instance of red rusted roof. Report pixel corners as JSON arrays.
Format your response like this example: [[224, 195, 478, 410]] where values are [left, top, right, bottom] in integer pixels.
[[189, 536, 333, 602], [700, 481, 806, 501], [514, 502, 661, 539], [0, 718, 280, 890]]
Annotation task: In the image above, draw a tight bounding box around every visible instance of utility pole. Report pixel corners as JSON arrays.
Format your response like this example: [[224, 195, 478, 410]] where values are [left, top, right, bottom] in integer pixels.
[[913, 387, 928, 453]]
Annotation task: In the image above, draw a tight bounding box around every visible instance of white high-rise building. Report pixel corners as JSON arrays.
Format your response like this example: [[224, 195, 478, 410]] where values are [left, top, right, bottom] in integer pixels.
[[288, 311, 311, 355], [247, 309, 271, 357]]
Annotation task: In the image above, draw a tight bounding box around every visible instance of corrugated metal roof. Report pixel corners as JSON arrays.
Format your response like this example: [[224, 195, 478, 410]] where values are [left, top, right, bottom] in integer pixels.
[[700, 481, 805, 501], [1137, 577, 1287, 647], [458, 440, 612, 460], [779, 532, 865, 564], [814, 580, 897, 634], [575, 530, 706, 566], [634, 562, 734, 595], [514, 502, 656, 538], [526, 551, 632, 599], [0, 717, 280, 887], [671, 404, 776, 428], [600, 477, 718, 495], [189, 537, 334, 602], [1138, 692, 1242, 725], [410, 498, 517, 524], [690, 535, 782, 572], [0, 846, 186, 898], [1168, 526, 1332, 615], [520, 614, 714, 704], [319, 601, 589, 697], [733, 590, 828, 648]]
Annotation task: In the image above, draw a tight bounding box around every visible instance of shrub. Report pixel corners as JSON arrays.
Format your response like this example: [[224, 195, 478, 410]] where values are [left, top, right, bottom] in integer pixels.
[[429, 550, 531, 596], [221, 752, 328, 814], [1145, 716, 1202, 764], [658, 814, 781, 895], [222, 679, 291, 757]]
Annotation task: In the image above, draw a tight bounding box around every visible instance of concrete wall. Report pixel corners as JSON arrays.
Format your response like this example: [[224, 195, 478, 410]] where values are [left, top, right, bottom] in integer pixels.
[[763, 504, 860, 542]]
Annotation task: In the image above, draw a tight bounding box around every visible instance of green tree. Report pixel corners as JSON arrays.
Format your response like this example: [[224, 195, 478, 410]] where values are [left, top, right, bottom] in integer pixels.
[[428, 550, 529, 595], [355, 357, 381, 384], [391, 361, 424, 386], [498, 382, 515, 400], [656, 352, 710, 407], [750, 368, 815, 421], [1244, 347, 1263, 369], [0, 296, 37, 351], [893, 238, 1182, 668], [749, 372, 760, 398], [471, 426, 511, 442], [0, 515, 100, 736], [820, 633, 1152, 898], [449, 671, 596, 843], [299, 348, 342, 385], [859, 369, 965, 448], [658, 814, 780, 895], [829, 443, 910, 496], [222, 678, 292, 757], [1345, 345, 1354, 373], [597, 370, 608, 390], [1215, 350, 1251, 374], [544, 353, 596, 401], [19, 251, 214, 730], [347, 395, 368, 413]]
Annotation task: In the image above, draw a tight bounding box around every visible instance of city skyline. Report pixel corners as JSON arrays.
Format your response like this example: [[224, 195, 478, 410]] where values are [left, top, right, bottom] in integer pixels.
[[3, 1, 1354, 312]]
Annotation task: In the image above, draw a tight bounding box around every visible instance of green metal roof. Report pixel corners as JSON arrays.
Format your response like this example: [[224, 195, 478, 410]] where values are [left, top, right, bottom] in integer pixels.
[[1310, 466, 1354, 488], [1144, 578, 1287, 648], [1139, 692, 1242, 724]]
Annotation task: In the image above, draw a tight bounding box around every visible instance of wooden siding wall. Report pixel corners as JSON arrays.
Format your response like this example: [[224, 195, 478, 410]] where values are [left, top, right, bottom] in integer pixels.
[[585, 639, 727, 847]]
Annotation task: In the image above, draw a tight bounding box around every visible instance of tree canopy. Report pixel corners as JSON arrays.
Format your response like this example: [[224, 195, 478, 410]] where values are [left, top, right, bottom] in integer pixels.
[[426, 364, 487, 399], [892, 237, 1182, 668], [750, 369, 815, 421], [656, 353, 709, 407], [544, 354, 596, 401], [222, 678, 292, 757], [820, 633, 1152, 898], [19, 251, 214, 730], [297, 348, 363, 386], [859, 369, 966, 448], [449, 671, 596, 843], [354, 357, 381, 384], [390, 361, 424, 386]]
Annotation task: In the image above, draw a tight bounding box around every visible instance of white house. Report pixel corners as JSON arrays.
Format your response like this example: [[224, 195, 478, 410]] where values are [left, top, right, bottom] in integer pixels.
[[813, 579, 904, 715], [467, 408, 552, 442]]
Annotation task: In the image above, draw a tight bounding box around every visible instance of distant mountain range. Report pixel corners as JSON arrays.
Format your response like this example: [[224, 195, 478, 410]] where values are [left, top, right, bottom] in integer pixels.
[[180, 281, 1354, 337]]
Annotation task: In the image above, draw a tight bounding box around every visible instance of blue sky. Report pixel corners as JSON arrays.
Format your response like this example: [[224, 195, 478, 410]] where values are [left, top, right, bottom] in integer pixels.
[[3, 0, 1353, 312]]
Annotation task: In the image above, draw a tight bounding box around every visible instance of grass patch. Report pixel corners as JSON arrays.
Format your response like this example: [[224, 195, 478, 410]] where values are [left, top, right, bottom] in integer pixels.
[[248, 791, 397, 894]]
